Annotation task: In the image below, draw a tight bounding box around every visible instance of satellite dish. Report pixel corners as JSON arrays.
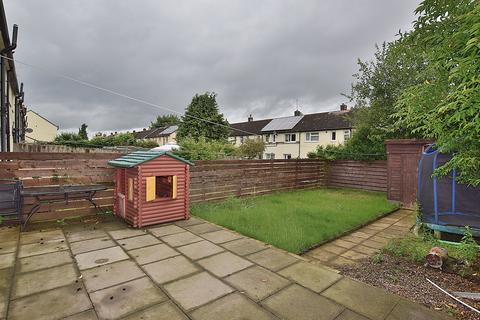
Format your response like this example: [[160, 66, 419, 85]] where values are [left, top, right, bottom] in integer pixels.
[[25, 128, 33, 133]]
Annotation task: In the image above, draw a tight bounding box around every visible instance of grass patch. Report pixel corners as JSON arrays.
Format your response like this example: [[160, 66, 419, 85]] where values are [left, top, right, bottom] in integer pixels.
[[191, 187, 398, 253], [383, 228, 479, 275]]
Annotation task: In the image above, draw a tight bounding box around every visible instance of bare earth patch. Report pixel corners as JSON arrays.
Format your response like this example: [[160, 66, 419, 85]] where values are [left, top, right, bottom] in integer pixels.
[[339, 254, 480, 320]]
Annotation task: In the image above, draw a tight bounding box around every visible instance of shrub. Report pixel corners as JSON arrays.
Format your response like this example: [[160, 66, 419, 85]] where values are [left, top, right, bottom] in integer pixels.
[[175, 136, 237, 160]]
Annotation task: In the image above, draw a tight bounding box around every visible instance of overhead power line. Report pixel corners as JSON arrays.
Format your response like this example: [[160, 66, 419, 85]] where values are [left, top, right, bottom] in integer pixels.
[[0, 54, 259, 136]]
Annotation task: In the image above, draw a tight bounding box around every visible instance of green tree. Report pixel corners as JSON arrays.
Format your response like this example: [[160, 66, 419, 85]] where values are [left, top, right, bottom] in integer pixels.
[[78, 124, 88, 140], [236, 139, 265, 159], [393, 0, 480, 185], [175, 136, 236, 160], [346, 39, 426, 156], [150, 114, 180, 128], [177, 92, 230, 142]]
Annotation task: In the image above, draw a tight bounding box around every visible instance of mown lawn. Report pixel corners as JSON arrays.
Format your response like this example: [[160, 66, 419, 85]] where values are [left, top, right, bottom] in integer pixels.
[[191, 187, 398, 253]]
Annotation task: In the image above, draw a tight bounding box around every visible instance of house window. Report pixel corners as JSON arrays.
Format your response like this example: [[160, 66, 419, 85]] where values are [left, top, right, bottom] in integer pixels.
[[285, 133, 296, 142], [146, 175, 177, 201], [305, 132, 319, 142], [331, 131, 336, 141], [266, 134, 275, 143], [344, 130, 351, 141], [284, 154, 292, 159], [265, 153, 275, 159]]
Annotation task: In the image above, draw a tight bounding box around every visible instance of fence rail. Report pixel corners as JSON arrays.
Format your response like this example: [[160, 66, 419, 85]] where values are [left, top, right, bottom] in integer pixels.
[[0, 153, 388, 222]]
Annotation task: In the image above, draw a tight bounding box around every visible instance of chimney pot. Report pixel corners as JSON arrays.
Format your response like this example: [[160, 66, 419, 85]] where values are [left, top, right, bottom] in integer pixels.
[[248, 114, 253, 122], [294, 110, 303, 116], [340, 103, 348, 111]]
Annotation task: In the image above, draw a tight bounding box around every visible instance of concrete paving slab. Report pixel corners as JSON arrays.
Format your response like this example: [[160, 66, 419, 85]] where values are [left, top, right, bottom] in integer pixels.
[[177, 240, 224, 260], [143, 255, 199, 284], [369, 235, 390, 245], [63, 309, 98, 320], [329, 256, 356, 267], [117, 234, 161, 251], [386, 299, 450, 320], [221, 238, 269, 256], [262, 284, 344, 320], [75, 246, 129, 270], [335, 309, 370, 320], [341, 234, 366, 244], [225, 266, 290, 301], [278, 262, 342, 293], [331, 239, 357, 249], [361, 239, 386, 250], [349, 231, 372, 239], [66, 229, 107, 243], [0, 268, 11, 319], [352, 244, 379, 255], [8, 283, 92, 320], [340, 250, 369, 261], [90, 277, 166, 320], [149, 224, 185, 237], [164, 272, 233, 310], [122, 301, 188, 320], [0, 252, 15, 269], [81, 260, 145, 292], [18, 250, 73, 273], [320, 243, 348, 255], [129, 243, 179, 265], [191, 293, 277, 320], [161, 231, 203, 247], [184, 223, 222, 234], [305, 248, 337, 263], [174, 217, 204, 227], [198, 251, 253, 277], [12, 263, 78, 298], [20, 229, 64, 244], [322, 277, 399, 320], [108, 228, 146, 240], [70, 236, 116, 255], [0, 240, 17, 254], [18, 238, 68, 258], [201, 230, 243, 244], [247, 249, 298, 271]]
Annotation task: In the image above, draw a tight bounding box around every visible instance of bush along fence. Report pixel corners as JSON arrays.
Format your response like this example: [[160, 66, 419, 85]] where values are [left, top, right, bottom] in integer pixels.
[[0, 153, 388, 222]]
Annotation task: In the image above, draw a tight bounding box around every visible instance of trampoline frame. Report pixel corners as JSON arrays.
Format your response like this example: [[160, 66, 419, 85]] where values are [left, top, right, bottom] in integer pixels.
[[418, 144, 480, 236]]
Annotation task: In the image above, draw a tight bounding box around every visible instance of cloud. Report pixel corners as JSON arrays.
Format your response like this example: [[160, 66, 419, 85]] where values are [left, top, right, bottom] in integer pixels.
[[5, 0, 419, 132]]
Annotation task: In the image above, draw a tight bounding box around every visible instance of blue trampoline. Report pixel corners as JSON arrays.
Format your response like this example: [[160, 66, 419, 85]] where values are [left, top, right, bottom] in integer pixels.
[[418, 145, 480, 235]]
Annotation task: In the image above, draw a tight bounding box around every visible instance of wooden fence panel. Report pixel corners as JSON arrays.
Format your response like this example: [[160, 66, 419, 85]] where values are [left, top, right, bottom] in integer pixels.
[[189, 159, 328, 203], [0, 152, 119, 221], [327, 160, 387, 192]]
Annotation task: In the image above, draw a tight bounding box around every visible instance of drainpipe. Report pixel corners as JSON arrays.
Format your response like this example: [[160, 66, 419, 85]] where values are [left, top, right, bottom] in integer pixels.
[[0, 24, 18, 152], [14, 82, 23, 143]]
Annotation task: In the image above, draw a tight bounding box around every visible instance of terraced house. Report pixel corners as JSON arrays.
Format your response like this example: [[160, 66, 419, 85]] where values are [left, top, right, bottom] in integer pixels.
[[230, 104, 352, 159], [133, 125, 178, 146]]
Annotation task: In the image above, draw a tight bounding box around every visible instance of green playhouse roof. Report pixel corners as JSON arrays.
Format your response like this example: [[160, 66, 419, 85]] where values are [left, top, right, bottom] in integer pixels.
[[108, 150, 194, 168]]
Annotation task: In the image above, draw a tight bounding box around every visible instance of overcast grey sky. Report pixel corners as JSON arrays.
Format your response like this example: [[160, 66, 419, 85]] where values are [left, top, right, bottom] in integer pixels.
[[5, 0, 419, 133]]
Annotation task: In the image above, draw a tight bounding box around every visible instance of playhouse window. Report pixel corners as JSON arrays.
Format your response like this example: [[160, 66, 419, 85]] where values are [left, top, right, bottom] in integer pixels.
[[146, 175, 178, 201], [156, 176, 173, 198]]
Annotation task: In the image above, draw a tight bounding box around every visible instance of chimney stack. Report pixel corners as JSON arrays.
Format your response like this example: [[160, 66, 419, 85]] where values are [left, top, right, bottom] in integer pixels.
[[143, 128, 146, 131], [248, 114, 253, 122], [294, 109, 303, 116], [340, 103, 348, 111]]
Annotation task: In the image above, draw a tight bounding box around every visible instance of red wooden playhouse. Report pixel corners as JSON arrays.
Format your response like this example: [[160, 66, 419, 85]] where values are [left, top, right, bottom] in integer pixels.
[[108, 151, 193, 228]]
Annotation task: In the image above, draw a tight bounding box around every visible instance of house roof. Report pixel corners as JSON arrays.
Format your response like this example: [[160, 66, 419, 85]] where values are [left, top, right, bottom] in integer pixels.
[[108, 150, 193, 168], [291, 111, 351, 132], [229, 111, 351, 136], [261, 116, 303, 132], [230, 119, 272, 137], [133, 125, 177, 139]]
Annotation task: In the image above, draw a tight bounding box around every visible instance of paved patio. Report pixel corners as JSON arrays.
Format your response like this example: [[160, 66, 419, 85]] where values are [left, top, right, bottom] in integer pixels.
[[0, 214, 447, 320], [305, 209, 414, 267]]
